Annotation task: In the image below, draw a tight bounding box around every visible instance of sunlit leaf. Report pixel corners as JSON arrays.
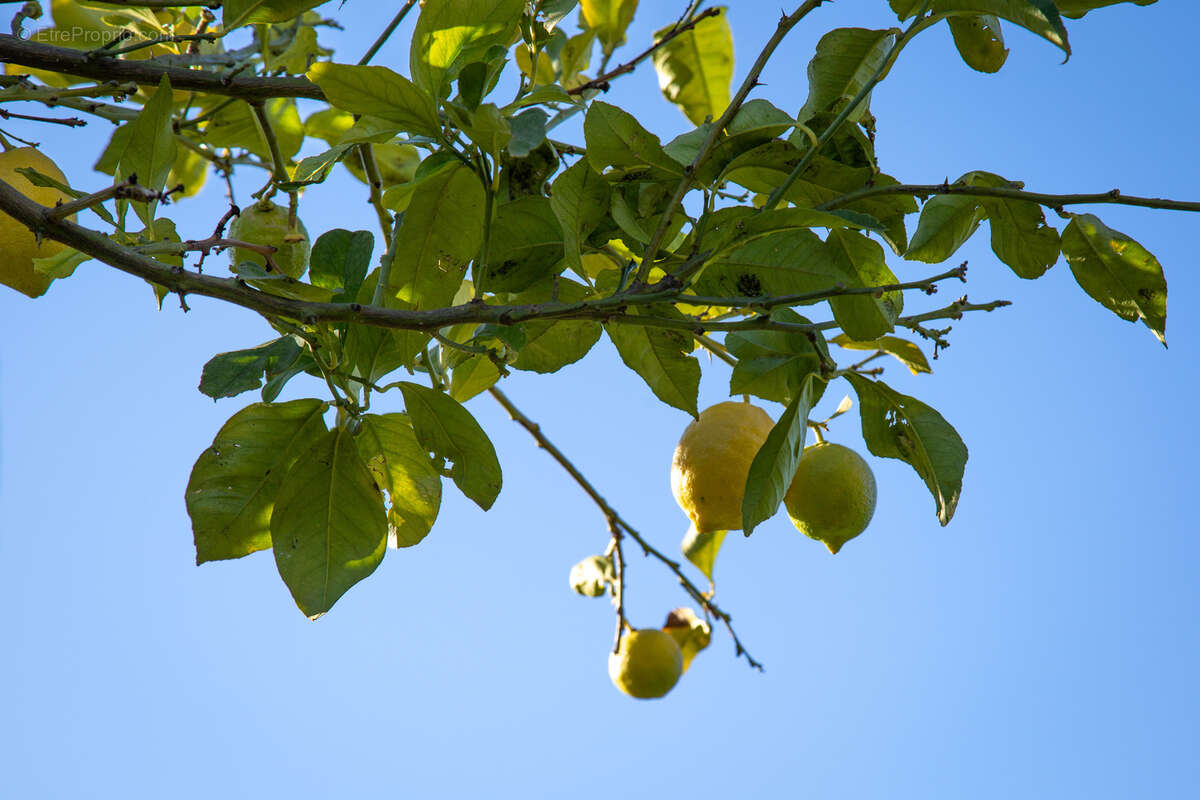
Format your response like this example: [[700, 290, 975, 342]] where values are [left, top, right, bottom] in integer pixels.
[[846, 375, 967, 525], [186, 399, 329, 564], [399, 382, 503, 510], [1061, 213, 1167, 346], [272, 428, 388, 619], [652, 8, 734, 125]]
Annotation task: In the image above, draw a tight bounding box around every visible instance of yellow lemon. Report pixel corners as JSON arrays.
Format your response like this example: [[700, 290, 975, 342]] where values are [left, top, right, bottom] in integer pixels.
[[228, 200, 310, 279], [671, 401, 774, 533], [784, 441, 877, 554], [608, 629, 684, 699], [0, 147, 75, 298]]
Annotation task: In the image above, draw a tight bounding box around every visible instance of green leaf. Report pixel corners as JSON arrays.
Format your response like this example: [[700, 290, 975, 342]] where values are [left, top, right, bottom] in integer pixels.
[[272, 428, 388, 619], [186, 399, 329, 564], [726, 310, 825, 404], [507, 108, 549, 157], [825, 228, 903, 340], [199, 337, 305, 400], [693, 228, 837, 299], [904, 194, 984, 263], [550, 159, 611, 277], [1061, 213, 1167, 346], [357, 414, 443, 549], [481, 196, 565, 292], [449, 354, 503, 401], [957, 171, 1061, 279], [722, 141, 916, 253], [508, 277, 602, 373], [387, 163, 486, 363], [742, 376, 818, 535], [584, 101, 685, 178], [798, 28, 895, 123], [832, 334, 932, 375], [202, 98, 304, 162], [652, 7, 734, 125], [605, 312, 700, 416], [463, 102, 512, 158], [1055, 0, 1156, 20], [845, 374, 967, 525], [117, 75, 176, 227], [891, 1, 1069, 58], [681, 525, 726, 583], [948, 15, 1009, 73], [580, 0, 639, 54], [307, 63, 442, 137], [398, 382, 503, 510], [308, 229, 374, 302], [223, 0, 330, 29], [32, 248, 91, 280], [410, 0, 526, 96]]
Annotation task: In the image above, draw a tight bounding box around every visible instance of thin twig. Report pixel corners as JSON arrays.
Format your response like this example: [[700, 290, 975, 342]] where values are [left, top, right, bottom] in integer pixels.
[[635, 0, 830, 284], [568, 7, 722, 96], [818, 182, 1200, 215], [487, 386, 764, 670], [45, 177, 178, 221], [357, 0, 418, 66], [762, 1, 935, 213], [0, 108, 85, 127]]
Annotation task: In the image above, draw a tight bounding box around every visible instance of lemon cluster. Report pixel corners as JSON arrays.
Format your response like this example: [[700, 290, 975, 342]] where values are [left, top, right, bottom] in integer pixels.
[[671, 401, 877, 554]]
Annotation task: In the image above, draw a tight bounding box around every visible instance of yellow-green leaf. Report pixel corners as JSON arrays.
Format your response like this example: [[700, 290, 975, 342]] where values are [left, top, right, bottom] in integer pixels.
[[652, 8, 734, 125], [272, 427, 388, 619]]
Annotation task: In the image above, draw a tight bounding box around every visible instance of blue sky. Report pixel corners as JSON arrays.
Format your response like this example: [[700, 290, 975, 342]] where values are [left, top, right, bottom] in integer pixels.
[[2, 2, 1197, 798]]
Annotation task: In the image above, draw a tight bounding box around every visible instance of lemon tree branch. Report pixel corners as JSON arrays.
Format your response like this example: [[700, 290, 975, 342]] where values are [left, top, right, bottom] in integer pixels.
[[488, 386, 764, 670], [0, 33, 324, 101]]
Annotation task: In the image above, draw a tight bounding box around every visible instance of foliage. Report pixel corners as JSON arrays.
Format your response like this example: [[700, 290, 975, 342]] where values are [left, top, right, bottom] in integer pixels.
[[0, 0, 1180, 677]]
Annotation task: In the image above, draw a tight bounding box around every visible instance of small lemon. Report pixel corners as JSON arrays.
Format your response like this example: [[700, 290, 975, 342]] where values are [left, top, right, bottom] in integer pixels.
[[784, 441, 876, 554], [0, 147, 75, 298], [671, 401, 775, 533], [568, 555, 611, 597], [608, 629, 684, 699], [228, 200, 310, 279]]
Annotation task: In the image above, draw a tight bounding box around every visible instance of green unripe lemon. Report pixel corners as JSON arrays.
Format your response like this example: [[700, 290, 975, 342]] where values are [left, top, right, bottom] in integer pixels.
[[784, 442, 877, 554], [608, 629, 684, 699], [228, 200, 310, 279]]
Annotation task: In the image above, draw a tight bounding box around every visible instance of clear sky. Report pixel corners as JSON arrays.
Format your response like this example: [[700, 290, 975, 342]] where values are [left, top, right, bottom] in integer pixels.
[[2, 2, 1197, 798]]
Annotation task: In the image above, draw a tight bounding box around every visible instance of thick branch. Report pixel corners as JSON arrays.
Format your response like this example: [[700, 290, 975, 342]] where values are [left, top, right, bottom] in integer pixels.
[[0, 34, 323, 101], [818, 182, 1200, 215], [488, 386, 763, 670], [0, 178, 1004, 338]]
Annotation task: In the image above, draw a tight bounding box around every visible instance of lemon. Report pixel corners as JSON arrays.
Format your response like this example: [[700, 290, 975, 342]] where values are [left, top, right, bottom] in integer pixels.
[[608, 629, 684, 699], [671, 401, 775, 533], [568, 555, 611, 597], [784, 441, 876, 554], [0, 147, 75, 298], [228, 200, 310, 279]]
